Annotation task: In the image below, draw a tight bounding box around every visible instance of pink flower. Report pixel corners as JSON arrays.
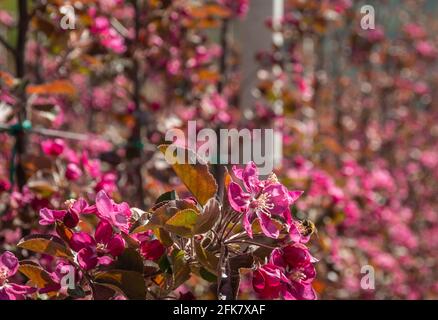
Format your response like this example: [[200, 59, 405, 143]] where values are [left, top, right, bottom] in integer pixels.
[[252, 264, 290, 299], [228, 162, 302, 238], [65, 163, 82, 181], [39, 208, 67, 226], [69, 220, 125, 270], [41, 139, 65, 156], [270, 244, 317, 300], [415, 41, 437, 58], [140, 239, 165, 261], [91, 16, 110, 34], [0, 252, 35, 300], [95, 173, 117, 194], [404, 23, 426, 39], [0, 179, 10, 193], [39, 198, 95, 227], [218, 0, 249, 18], [40, 261, 80, 295], [253, 244, 317, 300], [0, 10, 14, 27], [70, 198, 97, 216], [95, 190, 131, 233]]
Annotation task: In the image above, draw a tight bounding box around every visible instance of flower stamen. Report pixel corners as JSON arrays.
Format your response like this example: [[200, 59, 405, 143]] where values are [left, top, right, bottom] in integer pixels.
[[0, 267, 8, 286], [251, 193, 275, 216]]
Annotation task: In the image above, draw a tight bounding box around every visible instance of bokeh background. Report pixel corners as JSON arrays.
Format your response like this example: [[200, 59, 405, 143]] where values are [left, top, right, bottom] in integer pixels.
[[1, 0, 438, 299]]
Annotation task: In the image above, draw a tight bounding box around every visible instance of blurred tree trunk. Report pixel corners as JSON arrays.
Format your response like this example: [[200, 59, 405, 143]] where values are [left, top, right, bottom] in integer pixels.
[[236, 0, 272, 112]]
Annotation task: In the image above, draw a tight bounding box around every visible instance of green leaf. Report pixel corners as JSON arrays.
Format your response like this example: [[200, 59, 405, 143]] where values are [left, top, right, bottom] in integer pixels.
[[155, 190, 178, 204], [159, 144, 217, 206], [170, 250, 191, 289], [18, 234, 73, 260], [199, 267, 217, 283], [150, 199, 198, 226], [67, 286, 87, 299], [94, 270, 146, 300], [132, 199, 199, 235], [194, 241, 219, 274], [164, 209, 199, 237], [194, 197, 220, 234], [158, 255, 172, 274], [153, 228, 174, 247]]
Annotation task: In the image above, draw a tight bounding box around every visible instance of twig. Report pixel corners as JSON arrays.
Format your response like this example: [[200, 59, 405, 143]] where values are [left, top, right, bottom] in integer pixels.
[[213, 18, 230, 201], [0, 35, 16, 55], [0, 124, 96, 141], [224, 239, 277, 250], [125, 0, 146, 208], [219, 211, 240, 241]]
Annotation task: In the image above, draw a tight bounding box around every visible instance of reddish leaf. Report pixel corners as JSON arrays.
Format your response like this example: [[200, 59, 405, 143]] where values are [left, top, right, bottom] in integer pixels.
[[19, 261, 57, 292], [94, 270, 146, 300], [17, 234, 73, 260], [159, 144, 217, 206]]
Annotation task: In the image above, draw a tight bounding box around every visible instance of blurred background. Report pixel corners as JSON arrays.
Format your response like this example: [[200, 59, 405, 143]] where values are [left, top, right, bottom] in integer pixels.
[[1, 0, 438, 299]]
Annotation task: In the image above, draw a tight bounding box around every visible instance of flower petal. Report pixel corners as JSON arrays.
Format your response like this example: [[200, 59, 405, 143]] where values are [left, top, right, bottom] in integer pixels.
[[39, 208, 66, 226], [106, 234, 125, 257], [0, 251, 18, 277], [95, 190, 113, 218], [257, 211, 280, 239], [242, 162, 263, 194], [98, 255, 114, 266], [288, 190, 303, 203], [77, 247, 98, 270], [63, 210, 79, 228], [95, 220, 113, 244], [140, 239, 165, 261], [69, 232, 96, 252], [228, 182, 250, 212], [242, 212, 253, 239]]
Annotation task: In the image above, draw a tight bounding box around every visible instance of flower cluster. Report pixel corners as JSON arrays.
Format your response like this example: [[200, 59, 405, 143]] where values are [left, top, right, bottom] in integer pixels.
[[228, 162, 303, 239], [0, 252, 35, 300], [253, 244, 317, 300], [228, 162, 317, 300]]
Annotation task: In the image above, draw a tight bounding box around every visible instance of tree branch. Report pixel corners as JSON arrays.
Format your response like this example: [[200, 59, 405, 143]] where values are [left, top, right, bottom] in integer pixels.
[[0, 35, 16, 55]]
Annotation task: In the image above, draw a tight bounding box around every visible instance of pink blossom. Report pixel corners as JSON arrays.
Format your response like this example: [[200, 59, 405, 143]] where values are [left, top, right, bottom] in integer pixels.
[[404, 23, 426, 39], [415, 41, 437, 58], [0, 252, 35, 300], [140, 239, 165, 261], [39, 208, 67, 226], [253, 244, 317, 300], [228, 162, 302, 238], [218, 0, 249, 18], [41, 139, 65, 156], [39, 198, 95, 227], [0, 179, 11, 193], [95, 190, 132, 233], [95, 173, 118, 194], [65, 163, 83, 181], [0, 10, 14, 27], [270, 244, 317, 300], [253, 264, 290, 299], [69, 220, 125, 270]]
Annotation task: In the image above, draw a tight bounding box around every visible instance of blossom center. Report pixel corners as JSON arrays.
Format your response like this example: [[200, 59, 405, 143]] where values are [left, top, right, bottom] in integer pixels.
[[289, 269, 306, 282], [250, 193, 274, 215], [96, 242, 107, 253], [64, 199, 76, 209], [0, 267, 8, 286], [267, 173, 279, 184]]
